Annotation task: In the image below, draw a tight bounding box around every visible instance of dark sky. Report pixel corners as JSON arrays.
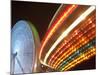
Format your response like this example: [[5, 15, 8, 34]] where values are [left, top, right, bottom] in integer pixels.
[[11, 1, 60, 41], [11, 1, 96, 72]]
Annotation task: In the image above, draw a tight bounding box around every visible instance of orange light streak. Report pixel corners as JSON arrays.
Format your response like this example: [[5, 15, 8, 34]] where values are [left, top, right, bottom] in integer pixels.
[[48, 15, 95, 66], [39, 5, 78, 61], [49, 23, 95, 67], [53, 33, 95, 69], [62, 47, 96, 71]]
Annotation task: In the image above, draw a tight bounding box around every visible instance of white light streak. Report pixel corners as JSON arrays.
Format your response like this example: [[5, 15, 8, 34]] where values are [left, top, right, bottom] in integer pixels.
[[44, 6, 95, 63]]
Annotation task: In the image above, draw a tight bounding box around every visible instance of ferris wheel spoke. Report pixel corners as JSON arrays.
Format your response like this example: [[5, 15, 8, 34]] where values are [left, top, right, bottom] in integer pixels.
[[16, 57, 24, 73]]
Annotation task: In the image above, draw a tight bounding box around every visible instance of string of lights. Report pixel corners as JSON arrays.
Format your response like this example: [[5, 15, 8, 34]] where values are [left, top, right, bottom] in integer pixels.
[[58, 38, 95, 71], [48, 15, 95, 66], [50, 18, 96, 68], [43, 6, 95, 64], [61, 46, 96, 71], [39, 5, 78, 64]]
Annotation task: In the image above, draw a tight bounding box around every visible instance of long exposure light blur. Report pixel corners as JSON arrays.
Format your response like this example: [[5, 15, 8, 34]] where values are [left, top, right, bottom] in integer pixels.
[[44, 6, 95, 64], [39, 5, 78, 62]]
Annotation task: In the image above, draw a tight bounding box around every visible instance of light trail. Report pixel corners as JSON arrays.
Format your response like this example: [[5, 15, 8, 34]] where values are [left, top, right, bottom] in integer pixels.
[[51, 19, 96, 68], [39, 5, 78, 63], [53, 29, 96, 69], [58, 38, 96, 70], [44, 6, 95, 64], [54, 31, 96, 69], [48, 15, 95, 66], [61, 47, 96, 71]]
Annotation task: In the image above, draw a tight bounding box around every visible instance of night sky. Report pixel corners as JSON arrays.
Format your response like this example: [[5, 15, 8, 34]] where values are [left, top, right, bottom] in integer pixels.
[[12, 1, 96, 73], [12, 1, 60, 41]]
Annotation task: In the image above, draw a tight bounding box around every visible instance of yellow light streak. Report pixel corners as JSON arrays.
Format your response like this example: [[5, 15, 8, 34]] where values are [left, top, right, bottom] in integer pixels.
[[44, 6, 95, 64], [53, 30, 95, 68], [61, 47, 96, 71], [48, 18, 95, 65], [39, 5, 77, 61]]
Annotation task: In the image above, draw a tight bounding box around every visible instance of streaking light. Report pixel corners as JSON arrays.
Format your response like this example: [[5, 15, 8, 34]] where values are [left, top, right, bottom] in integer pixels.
[[44, 6, 95, 63], [39, 5, 78, 63], [48, 15, 95, 66], [61, 47, 96, 71]]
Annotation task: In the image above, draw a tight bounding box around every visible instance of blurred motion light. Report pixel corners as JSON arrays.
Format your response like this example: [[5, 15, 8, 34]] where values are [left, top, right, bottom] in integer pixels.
[[44, 6, 95, 64]]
